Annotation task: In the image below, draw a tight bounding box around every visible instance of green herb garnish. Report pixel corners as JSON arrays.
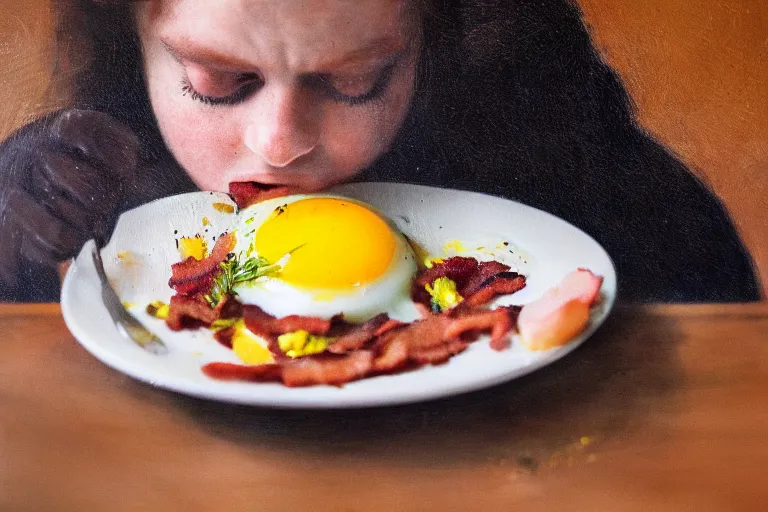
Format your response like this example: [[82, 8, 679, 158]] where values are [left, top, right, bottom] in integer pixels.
[[205, 253, 280, 307]]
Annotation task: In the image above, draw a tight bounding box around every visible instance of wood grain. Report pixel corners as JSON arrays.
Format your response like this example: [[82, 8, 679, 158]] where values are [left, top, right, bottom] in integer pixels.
[[1, 303, 767, 511]]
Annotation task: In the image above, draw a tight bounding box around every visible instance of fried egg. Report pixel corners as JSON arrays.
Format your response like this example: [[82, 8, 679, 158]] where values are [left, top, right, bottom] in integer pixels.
[[231, 195, 420, 322]]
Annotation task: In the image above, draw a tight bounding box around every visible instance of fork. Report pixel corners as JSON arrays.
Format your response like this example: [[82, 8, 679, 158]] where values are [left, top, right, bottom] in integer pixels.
[[91, 243, 168, 355]]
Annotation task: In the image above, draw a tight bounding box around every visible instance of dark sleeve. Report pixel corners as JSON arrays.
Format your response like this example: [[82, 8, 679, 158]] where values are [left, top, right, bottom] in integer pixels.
[[0, 118, 63, 303], [585, 133, 761, 303], [0, 263, 61, 303]]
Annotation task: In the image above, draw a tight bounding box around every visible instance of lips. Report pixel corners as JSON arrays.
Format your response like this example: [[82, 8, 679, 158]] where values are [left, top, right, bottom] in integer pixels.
[[228, 182, 294, 209]]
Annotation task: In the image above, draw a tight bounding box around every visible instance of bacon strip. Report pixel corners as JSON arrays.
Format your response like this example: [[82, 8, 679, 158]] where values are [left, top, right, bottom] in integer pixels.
[[168, 232, 235, 295], [202, 362, 283, 382], [326, 313, 389, 354], [446, 306, 521, 351], [165, 293, 241, 331], [166, 295, 218, 331], [370, 335, 409, 373], [202, 351, 374, 387], [281, 351, 374, 387], [228, 182, 291, 209], [243, 305, 334, 337], [462, 272, 527, 308], [462, 260, 512, 296]]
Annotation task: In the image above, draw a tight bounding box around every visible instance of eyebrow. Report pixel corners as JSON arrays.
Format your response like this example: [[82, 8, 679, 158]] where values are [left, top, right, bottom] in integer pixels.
[[161, 36, 404, 73]]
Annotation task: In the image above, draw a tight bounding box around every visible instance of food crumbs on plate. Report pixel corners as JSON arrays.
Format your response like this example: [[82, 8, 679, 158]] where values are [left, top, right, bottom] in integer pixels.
[[192, 352, 203, 357], [580, 436, 591, 446], [278, 330, 334, 358], [122, 301, 136, 309], [179, 235, 208, 261], [146, 300, 170, 319], [116, 250, 138, 265], [212, 202, 235, 214], [231, 320, 274, 364], [202, 216, 211, 226], [444, 240, 467, 253]]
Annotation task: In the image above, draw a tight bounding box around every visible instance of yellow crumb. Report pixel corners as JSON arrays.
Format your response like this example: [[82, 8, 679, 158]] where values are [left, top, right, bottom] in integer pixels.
[[116, 250, 138, 265], [444, 240, 468, 253], [145, 300, 169, 320], [202, 216, 211, 226], [179, 236, 207, 261], [212, 202, 235, 214]]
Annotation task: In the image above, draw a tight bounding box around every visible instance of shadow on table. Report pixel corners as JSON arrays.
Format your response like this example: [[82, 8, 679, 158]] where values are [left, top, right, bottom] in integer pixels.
[[168, 309, 684, 467]]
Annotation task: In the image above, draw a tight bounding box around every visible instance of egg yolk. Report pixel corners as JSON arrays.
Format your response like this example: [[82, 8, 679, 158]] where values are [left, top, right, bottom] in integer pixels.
[[254, 198, 396, 289]]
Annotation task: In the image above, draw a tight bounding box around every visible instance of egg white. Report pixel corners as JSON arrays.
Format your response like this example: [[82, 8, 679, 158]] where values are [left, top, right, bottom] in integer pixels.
[[230, 194, 421, 323]]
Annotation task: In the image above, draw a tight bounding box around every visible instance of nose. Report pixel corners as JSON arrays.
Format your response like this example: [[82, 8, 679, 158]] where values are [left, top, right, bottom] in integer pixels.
[[244, 86, 318, 168]]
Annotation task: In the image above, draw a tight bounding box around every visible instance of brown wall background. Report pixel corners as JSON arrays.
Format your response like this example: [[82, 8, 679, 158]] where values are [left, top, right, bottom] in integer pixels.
[[1, 0, 766, 297]]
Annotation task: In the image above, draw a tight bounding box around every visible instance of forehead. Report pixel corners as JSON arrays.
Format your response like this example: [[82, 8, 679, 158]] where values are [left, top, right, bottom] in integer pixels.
[[139, 0, 414, 70]]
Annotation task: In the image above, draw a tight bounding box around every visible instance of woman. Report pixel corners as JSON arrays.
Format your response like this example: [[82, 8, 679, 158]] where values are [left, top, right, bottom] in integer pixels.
[[0, 0, 761, 302]]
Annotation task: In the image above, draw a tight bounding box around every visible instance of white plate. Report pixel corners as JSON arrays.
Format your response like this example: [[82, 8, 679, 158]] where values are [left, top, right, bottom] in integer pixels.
[[61, 182, 617, 408]]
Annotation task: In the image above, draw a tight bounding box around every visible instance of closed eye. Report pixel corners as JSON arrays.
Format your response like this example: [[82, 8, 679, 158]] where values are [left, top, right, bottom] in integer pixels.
[[181, 73, 262, 106], [302, 60, 398, 106]]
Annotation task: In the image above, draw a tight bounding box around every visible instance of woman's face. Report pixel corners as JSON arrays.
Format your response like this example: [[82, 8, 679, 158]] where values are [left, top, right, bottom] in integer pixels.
[[136, 0, 420, 193]]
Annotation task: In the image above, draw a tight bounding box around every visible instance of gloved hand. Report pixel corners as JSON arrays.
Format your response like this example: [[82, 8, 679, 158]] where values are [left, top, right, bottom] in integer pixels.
[[0, 109, 139, 299]]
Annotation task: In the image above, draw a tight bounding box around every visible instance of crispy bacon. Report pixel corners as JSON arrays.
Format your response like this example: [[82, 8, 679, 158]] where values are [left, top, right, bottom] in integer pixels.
[[166, 295, 218, 331], [413, 256, 526, 311], [409, 339, 468, 364], [243, 305, 334, 337], [462, 272, 527, 308], [414, 256, 478, 289], [370, 335, 409, 373], [326, 313, 389, 354], [202, 362, 283, 382], [462, 260, 511, 296], [168, 232, 235, 295], [281, 351, 374, 387], [202, 351, 374, 387], [166, 293, 241, 332], [446, 306, 521, 351], [228, 182, 291, 209]]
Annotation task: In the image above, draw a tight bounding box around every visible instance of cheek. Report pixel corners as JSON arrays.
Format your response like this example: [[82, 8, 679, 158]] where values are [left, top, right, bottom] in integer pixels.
[[146, 72, 242, 192], [321, 68, 416, 177]]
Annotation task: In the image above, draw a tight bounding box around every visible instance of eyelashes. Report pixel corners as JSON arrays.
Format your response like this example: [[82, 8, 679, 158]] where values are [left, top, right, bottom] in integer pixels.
[[306, 61, 397, 106], [180, 74, 262, 106], [181, 60, 398, 108]]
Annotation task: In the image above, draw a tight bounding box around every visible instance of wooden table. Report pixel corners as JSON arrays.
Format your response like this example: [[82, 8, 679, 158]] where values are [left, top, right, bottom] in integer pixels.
[[1, 303, 767, 511]]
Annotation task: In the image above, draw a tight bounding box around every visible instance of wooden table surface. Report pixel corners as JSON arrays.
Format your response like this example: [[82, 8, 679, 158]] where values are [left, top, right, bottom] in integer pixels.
[[1, 303, 767, 511]]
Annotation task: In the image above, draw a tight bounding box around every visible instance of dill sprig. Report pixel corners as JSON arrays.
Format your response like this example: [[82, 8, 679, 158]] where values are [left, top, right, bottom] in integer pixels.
[[205, 253, 280, 307]]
